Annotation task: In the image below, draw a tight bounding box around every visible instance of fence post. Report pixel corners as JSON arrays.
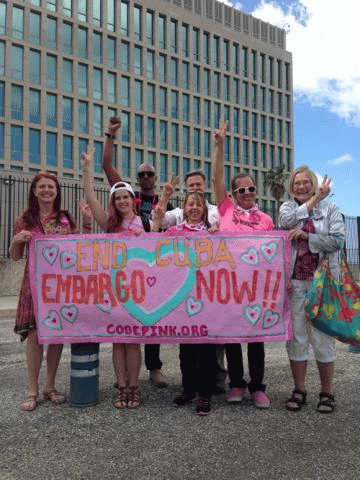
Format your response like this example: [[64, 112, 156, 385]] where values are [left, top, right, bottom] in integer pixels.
[[6, 176, 13, 258]]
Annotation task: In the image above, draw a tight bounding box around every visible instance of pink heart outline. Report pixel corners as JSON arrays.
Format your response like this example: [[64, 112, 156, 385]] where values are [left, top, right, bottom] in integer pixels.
[[240, 247, 259, 266], [243, 304, 262, 325], [262, 310, 280, 329], [42, 245, 59, 265], [146, 276, 157, 287], [186, 296, 203, 317]]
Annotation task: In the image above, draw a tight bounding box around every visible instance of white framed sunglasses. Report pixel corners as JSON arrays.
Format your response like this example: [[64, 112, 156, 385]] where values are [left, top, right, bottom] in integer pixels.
[[233, 186, 256, 194]]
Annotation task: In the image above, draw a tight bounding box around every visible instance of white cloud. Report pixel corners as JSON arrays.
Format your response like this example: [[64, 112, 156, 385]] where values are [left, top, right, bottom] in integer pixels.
[[328, 153, 354, 166], [246, 0, 360, 126]]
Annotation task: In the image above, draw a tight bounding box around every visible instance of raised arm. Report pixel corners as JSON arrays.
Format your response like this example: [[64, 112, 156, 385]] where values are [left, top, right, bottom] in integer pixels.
[[102, 117, 122, 187], [212, 121, 228, 205], [82, 148, 108, 231]]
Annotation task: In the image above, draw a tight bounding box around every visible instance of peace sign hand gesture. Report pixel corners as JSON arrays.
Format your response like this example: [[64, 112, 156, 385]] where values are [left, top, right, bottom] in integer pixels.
[[214, 120, 229, 147]]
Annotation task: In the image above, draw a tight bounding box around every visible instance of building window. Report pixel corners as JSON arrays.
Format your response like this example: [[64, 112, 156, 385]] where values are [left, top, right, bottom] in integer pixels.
[[135, 149, 143, 171], [286, 121, 291, 145], [194, 128, 200, 156], [134, 80, 143, 110], [171, 90, 178, 119], [252, 113, 257, 137], [78, 64, 88, 96], [260, 87, 266, 112], [147, 83, 155, 113], [135, 114, 143, 145], [172, 156, 179, 176], [204, 162, 211, 187], [122, 146, 130, 177], [146, 11, 154, 45], [277, 60, 282, 88], [63, 97, 73, 130], [203, 32, 210, 64], [251, 84, 257, 109], [63, 22, 73, 55], [94, 141, 103, 173], [269, 57, 274, 86], [63, 135, 73, 169], [243, 139, 249, 164], [79, 101, 88, 133], [170, 19, 178, 53], [12, 6, 24, 40], [261, 143, 266, 168], [278, 119, 283, 143], [0, 2, 6, 35], [223, 40, 230, 71], [29, 50, 41, 84], [204, 100, 210, 127], [182, 94, 190, 122], [224, 76, 230, 101], [225, 165, 230, 191], [160, 154, 168, 182], [158, 16, 166, 49], [134, 6, 142, 41], [234, 137, 239, 162], [11, 85, 23, 120], [182, 157, 190, 179], [182, 62, 189, 90], [46, 93, 57, 127], [147, 151, 155, 167], [78, 0, 87, 22], [29, 12, 41, 44], [260, 53, 266, 83], [286, 95, 291, 118], [160, 120, 167, 149], [233, 108, 239, 134], [193, 97, 200, 124], [148, 118, 156, 148], [269, 90, 274, 113], [29, 129, 41, 164], [78, 138, 88, 169], [0, 82, 5, 117], [213, 72, 220, 99], [93, 31, 102, 64], [285, 63, 290, 91], [193, 65, 200, 93], [159, 87, 167, 116], [213, 36, 220, 68], [269, 117, 274, 141], [260, 115, 266, 140], [93, 104, 102, 137], [193, 28, 200, 61], [251, 50, 257, 80], [120, 42, 129, 71], [46, 132, 57, 166], [147, 50, 155, 80], [242, 47, 248, 77], [252, 141, 258, 166], [214, 102, 221, 129], [0, 41, 4, 75], [242, 110, 248, 136], [46, 54, 57, 88], [204, 131, 211, 158], [121, 1, 128, 36], [108, 72, 116, 104], [121, 112, 130, 142], [0, 123, 4, 159], [171, 123, 179, 152], [159, 54, 166, 83], [181, 24, 189, 57], [12, 45, 24, 80], [29, 88, 41, 123], [233, 78, 239, 104], [232, 43, 239, 74], [93, 68, 102, 100], [63, 59, 73, 93], [134, 46, 142, 75], [107, 37, 116, 67], [242, 81, 248, 107], [277, 92, 282, 116], [203, 69, 210, 96], [92, 0, 100, 25], [182, 126, 190, 154], [170, 58, 178, 86], [47, 16, 57, 50]]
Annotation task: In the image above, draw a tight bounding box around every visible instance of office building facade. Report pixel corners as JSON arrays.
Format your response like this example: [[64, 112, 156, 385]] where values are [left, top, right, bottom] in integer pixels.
[[0, 0, 293, 217]]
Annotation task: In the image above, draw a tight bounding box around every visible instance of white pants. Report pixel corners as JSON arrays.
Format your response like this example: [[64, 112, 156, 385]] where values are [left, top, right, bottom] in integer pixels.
[[287, 280, 336, 363]]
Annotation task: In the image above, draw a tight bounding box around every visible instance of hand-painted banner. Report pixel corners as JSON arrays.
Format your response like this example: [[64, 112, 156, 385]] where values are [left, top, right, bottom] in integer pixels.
[[29, 232, 292, 344]]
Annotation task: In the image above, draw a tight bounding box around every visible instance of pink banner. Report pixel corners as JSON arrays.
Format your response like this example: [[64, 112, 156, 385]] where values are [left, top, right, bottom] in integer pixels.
[[29, 232, 292, 344]]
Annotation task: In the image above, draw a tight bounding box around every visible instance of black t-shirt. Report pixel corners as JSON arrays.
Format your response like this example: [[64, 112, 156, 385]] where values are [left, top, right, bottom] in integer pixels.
[[135, 192, 173, 232]]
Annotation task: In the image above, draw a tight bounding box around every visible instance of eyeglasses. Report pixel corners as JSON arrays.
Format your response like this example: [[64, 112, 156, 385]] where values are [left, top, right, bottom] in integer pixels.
[[233, 186, 256, 194], [138, 171, 155, 178]]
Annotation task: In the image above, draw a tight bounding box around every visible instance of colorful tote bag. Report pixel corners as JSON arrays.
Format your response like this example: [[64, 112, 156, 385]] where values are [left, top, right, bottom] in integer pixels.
[[305, 255, 360, 344]]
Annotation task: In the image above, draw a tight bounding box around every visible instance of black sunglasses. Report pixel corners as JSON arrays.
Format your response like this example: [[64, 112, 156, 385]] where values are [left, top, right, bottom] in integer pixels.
[[233, 186, 256, 194], [138, 171, 155, 178]]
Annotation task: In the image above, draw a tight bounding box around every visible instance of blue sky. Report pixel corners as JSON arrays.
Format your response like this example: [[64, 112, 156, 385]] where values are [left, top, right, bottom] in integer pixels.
[[224, 0, 360, 217]]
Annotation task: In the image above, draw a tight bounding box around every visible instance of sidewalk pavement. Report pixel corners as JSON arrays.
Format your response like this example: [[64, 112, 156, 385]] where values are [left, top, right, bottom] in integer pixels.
[[0, 296, 18, 318], [0, 297, 359, 480]]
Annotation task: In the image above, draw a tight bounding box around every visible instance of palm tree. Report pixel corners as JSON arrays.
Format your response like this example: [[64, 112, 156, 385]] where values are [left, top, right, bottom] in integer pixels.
[[265, 164, 289, 224]]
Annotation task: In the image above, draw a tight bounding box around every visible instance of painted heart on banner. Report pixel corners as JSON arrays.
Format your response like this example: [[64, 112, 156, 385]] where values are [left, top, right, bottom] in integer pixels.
[[96, 293, 113, 313], [262, 310, 280, 329], [43, 311, 62, 330], [60, 251, 77, 270], [186, 296, 203, 317], [112, 244, 196, 326], [260, 242, 278, 263], [146, 276, 156, 287], [42, 245, 59, 265], [243, 304, 262, 325], [240, 247, 259, 266], [60, 305, 78, 323]]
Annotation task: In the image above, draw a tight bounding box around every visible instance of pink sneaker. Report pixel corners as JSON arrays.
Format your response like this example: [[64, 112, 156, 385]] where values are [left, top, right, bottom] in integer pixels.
[[251, 391, 270, 409], [227, 387, 246, 403]]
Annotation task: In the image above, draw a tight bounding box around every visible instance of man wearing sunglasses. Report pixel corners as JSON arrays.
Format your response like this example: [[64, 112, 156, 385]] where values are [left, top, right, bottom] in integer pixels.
[[213, 121, 274, 410], [102, 117, 172, 388]]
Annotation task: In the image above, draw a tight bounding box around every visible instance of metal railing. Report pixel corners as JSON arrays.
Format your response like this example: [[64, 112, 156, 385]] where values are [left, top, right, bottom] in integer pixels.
[[1, 174, 359, 279]]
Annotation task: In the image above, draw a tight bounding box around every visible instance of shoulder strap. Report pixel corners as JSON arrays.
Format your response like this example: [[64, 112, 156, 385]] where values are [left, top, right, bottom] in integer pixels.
[[140, 215, 151, 232]]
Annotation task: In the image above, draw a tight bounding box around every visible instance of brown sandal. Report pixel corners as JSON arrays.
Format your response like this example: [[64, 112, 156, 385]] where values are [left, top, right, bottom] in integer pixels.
[[113, 386, 128, 409], [20, 394, 38, 411], [43, 389, 66, 405], [127, 386, 141, 409]]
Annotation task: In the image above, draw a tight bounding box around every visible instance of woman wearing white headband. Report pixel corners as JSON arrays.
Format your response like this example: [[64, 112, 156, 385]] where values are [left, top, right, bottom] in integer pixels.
[[82, 148, 148, 409]]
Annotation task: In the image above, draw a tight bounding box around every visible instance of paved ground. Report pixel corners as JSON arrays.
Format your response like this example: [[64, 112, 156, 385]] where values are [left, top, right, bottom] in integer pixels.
[[0, 297, 359, 480]]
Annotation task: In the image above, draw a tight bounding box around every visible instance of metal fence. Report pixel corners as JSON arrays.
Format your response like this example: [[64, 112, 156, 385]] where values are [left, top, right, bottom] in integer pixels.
[[1, 174, 359, 279]]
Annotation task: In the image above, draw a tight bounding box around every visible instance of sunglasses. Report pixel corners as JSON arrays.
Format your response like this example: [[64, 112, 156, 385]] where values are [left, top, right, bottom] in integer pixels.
[[233, 186, 256, 194], [138, 171, 155, 178]]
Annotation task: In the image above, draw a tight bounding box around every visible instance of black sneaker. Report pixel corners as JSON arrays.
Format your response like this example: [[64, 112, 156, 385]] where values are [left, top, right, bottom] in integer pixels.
[[173, 392, 196, 406], [196, 397, 211, 416]]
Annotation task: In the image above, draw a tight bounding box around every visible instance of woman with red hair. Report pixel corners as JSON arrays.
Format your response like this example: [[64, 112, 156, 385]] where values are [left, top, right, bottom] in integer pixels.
[[10, 172, 91, 411], [82, 148, 145, 409]]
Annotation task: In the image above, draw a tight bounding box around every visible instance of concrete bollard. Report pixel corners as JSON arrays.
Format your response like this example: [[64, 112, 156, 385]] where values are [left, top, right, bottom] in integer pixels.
[[70, 343, 100, 407]]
